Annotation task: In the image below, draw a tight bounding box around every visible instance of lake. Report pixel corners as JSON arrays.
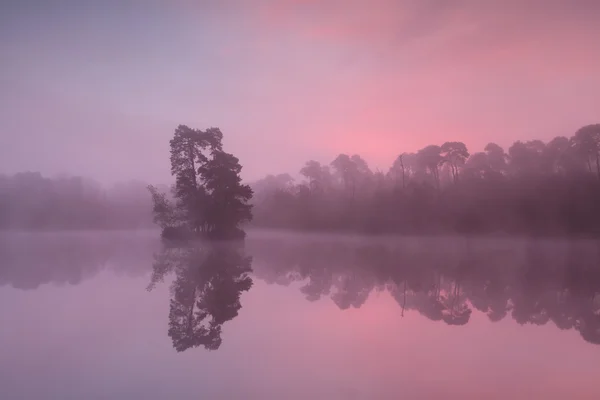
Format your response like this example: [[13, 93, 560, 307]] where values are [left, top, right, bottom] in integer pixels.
[[1, 230, 600, 399]]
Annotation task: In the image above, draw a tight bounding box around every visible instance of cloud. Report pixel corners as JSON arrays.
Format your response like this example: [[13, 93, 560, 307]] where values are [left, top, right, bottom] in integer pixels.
[[2, 1, 600, 181], [248, 0, 600, 146]]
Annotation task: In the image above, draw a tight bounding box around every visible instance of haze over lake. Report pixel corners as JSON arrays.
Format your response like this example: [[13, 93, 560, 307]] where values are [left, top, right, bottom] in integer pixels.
[[1, 230, 599, 399], [3, 2, 600, 398]]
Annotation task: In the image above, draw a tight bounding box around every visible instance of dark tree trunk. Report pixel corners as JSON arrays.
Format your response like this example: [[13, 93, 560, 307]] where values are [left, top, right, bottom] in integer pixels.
[[399, 155, 406, 189]]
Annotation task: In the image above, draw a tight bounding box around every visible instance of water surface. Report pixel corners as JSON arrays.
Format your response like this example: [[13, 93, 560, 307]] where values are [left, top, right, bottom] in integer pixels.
[[1, 231, 600, 399]]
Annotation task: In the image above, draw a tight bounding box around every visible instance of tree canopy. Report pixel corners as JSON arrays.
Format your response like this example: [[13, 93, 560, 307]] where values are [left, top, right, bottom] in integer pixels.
[[251, 123, 600, 236], [149, 125, 253, 240]]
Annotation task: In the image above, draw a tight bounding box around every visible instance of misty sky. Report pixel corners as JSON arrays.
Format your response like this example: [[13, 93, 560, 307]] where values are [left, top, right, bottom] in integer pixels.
[[1, 0, 600, 184]]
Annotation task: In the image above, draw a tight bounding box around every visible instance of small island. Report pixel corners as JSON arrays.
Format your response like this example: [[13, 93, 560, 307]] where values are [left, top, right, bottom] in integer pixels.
[[148, 125, 253, 241]]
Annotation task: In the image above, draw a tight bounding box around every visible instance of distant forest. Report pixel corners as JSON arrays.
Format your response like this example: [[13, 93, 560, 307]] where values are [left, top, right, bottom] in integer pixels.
[[0, 172, 156, 229], [252, 124, 600, 236], [2, 123, 600, 236]]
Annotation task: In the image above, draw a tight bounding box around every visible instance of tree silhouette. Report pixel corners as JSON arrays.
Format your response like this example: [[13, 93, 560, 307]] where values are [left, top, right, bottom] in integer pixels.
[[484, 142, 508, 175], [388, 153, 418, 189], [300, 160, 332, 193], [572, 124, 600, 178], [440, 141, 470, 183], [463, 152, 490, 179], [508, 140, 546, 176], [199, 151, 253, 239], [251, 123, 600, 236], [330, 154, 354, 192], [148, 125, 253, 240], [169, 125, 222, 233], [416, 145, 443, 189]]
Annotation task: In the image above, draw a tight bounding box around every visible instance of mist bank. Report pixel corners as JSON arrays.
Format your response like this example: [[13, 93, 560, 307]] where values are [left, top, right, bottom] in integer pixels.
[[3, 231, 599, 346], [3, 124, 600, 236], [251, 125, 600, 237], [0, 172, 156, 230]]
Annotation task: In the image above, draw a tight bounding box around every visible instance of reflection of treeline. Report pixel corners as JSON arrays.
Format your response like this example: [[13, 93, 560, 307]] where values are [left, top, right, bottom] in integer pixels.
[[0, 231, 159, 289], [148, 243, 253, 352], [0, 172, 156, 229], [252, 124, 600, 235], [247, 235, 600, 345]]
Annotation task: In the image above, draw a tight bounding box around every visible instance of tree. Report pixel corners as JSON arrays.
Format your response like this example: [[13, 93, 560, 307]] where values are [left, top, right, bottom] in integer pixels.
[[542, 136, 585, 175], [168, 125, 222, 233], [463, 152, 490, 180], [416, 145, 443, 189], [330, 154, 355, 191], [330, 154, 373, 200], [388, 153, 418, 188], [251, 173, 294, 204], [508, 140, 546, 176], [300, 160, 331, 192], [248, 128, 600, 236], [484, 143, 508, 174], [389, 153, 407, 188], [149, 125, 253, 240], [440, 141, 470, 183], [199, 150, 253, 239], [147, 185, 178, 229], [571, 124, 600, 178]]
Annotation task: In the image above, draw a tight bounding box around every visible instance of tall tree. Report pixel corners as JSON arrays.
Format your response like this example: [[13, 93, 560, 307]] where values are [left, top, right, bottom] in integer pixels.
[[416, 145, 443, 189], [150, 125, 252, 240], [440, 141, 470, 183], [571, 124, 600, 178], [463, 152, 490, 180], [330, 154, 355, 191], [389, 153, 407, 188], [484, 143, 508, 174], [388, 153, 418, 187], [507, 140, 546, 176], [251, 173, 294, 204], [199, 150, 253, 239], [300, 160, 331, 192], [542, 136, 580, 175], [169, 125, 223, 233]]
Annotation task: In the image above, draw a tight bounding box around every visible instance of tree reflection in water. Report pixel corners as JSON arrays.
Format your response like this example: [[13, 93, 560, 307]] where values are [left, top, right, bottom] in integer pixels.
[[0, 232, 600, 351], [2, 232, 598, 349], [248, 235, 600, 346], [148, 243, 253, 352]]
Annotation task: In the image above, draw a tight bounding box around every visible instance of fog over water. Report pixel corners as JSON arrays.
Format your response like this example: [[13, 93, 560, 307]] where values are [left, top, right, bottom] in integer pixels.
[[1, 231, 600, 399], [2, 1, 600, 398]]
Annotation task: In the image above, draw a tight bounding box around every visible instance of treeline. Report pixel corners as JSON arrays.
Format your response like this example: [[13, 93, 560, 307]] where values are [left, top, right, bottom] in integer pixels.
[[251, 124, 600, 236], [0, 172, 156, 230]]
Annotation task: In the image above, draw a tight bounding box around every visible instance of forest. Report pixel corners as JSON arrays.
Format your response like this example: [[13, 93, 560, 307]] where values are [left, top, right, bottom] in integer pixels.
[[251, 124, 600, 236], [1, 123, 600, 237], [0, 172, 154, 230]]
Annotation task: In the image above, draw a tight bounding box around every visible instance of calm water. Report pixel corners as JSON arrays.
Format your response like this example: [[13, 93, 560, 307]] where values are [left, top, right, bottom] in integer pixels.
[[1, 230, 600, 399]]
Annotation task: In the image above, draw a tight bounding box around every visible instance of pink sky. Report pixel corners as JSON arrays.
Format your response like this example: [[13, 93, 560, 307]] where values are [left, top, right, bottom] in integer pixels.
[[1, 0, 599, 183]]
